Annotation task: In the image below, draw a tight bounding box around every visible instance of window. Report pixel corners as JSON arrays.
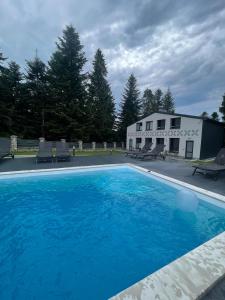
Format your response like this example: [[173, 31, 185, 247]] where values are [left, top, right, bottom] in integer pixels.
[[136, 122, 142, 131], [136, 138, 142, 149], [156, 138, 164, 145], [157, 119, 165, 130], [170, 117, 181, 129], [146, 121, 153, 131], [169, 138, 179, 153]]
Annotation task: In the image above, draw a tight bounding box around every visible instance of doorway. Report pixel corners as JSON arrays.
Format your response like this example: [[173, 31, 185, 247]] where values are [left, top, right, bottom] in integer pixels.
[[136, 138, 142, 150], [185, 140, 194, 159], [145, 138, 152, 147]]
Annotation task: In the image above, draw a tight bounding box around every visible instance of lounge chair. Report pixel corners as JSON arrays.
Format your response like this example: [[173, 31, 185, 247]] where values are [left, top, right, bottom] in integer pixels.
[[125, 144, 152, 157], [192, 148, 225, 180], [130, 143, 153, 158], [55, 141, 71, 162], [36, 141, 53, 163], [0, 138, 14, 159], [138, 144, 166, 160]]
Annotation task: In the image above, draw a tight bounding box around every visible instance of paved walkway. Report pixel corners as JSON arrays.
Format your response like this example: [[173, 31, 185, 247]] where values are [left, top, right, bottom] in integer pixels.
[[1, 154, 225, 195]]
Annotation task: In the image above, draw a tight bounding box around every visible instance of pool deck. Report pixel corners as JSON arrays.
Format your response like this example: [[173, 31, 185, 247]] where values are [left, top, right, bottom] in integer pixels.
[[1, 154, 225, 300], [1, 154, 225, 196]]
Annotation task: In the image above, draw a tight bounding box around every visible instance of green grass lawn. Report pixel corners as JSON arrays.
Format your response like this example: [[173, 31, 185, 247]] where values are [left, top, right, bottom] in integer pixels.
[[191, 159, 214, 164], [15, 149, 123, 157]]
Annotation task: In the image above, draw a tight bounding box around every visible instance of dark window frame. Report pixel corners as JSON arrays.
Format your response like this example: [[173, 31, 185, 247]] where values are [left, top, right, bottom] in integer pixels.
[[146, 121, 153, 131], [145, 137, 152, 146], [136, 122, 142, 131], [170, 117, 181, 129], [169, 138, 180, 153], [156, 138, 164, 145], [157, 119, 166, 130], [136, 138, 142, 149]]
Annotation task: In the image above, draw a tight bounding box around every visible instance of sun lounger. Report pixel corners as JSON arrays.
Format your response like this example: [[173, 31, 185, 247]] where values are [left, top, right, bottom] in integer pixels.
[[125, 143, 152, 157], [0, 138, 14, 159], [138, 144, 166, 160], [130, 143, 153, 158], [192, 148, 225, 180], [55, 141, 71, 162], [125, 147, 140, 156], [36, 141, 53, 163]]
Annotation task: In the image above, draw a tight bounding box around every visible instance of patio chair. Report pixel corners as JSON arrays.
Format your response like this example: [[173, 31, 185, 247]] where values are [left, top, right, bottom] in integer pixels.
[[55, 141, 71, 162], [138, 144, 166, 160], [36, 141, 53, 163], [130, 143, 153, 158], [125, 143, 152, 157], [192, 148, 225, 180], [0, 138, 14, 159]]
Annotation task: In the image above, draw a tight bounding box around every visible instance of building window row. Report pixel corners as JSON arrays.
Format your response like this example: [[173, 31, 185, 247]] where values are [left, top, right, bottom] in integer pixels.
[[136, 117, 181, 131]]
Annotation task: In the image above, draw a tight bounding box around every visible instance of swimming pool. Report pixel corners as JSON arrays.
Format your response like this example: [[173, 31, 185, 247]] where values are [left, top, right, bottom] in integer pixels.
[[0, 165, 225, 300]]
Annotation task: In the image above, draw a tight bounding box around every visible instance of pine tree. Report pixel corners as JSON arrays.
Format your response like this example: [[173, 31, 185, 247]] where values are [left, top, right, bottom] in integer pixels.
[[48, 25, 87, 140], [153, 89, 163, 112], [88, 49, 115, 141], [23, 56, 48, 138], [118, 74, 140, 140], [141, 88, 155, 117], [211, 112, 219, 121], [201, 111, 208, 118], [219, 94, 225, 122], [0, 61, 23, 135], [162, 88, 175, 113]]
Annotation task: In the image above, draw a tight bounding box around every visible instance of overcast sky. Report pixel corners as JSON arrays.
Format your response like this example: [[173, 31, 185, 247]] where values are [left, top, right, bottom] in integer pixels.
[[1, 0, 225, 115]]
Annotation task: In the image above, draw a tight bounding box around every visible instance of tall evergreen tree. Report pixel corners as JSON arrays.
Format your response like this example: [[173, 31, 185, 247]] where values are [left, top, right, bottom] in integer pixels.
[[118, 74, 140, 140], [153, 88, 163, 112], [162, 88, 175, 113], [201, 111, 208, 118], [48, 25, 87, 140], [141, 88, 155, 117], [0, 61, 23, 135], [88, 49, 115, 141], [219, 94, 225, 122], [23, 56, 48, 138], [211, 112, 219, 121]]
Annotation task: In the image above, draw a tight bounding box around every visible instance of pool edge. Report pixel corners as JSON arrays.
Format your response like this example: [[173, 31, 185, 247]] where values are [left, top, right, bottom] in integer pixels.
[[127, 163, 225, 203], [109, 231, 225, 300]]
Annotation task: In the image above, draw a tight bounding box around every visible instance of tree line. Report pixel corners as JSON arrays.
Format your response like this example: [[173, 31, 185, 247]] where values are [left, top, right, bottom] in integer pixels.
[[201, 98, 225, 123], [0, 25, 176, 142]]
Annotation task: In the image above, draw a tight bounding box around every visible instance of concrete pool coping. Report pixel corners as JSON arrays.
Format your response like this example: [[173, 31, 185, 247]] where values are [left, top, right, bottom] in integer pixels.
[[0, 163, 225, 300], [110, 232, 225, 300]]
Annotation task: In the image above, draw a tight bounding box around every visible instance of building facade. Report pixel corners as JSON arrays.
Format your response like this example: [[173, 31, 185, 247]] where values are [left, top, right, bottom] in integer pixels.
[[126, 112, 225, 159]]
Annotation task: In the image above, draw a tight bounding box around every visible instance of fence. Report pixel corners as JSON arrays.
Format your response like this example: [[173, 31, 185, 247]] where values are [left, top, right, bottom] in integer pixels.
[[17, 138, 39, 149], [9, 136, 125, 151]]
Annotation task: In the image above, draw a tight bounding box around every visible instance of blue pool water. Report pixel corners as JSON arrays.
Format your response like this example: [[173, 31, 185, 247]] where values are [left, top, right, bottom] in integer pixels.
[[0, 166, 225, 300]]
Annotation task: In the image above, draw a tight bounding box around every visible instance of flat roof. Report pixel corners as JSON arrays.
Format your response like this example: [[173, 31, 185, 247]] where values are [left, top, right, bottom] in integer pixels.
[[134, 111, 224, 126]]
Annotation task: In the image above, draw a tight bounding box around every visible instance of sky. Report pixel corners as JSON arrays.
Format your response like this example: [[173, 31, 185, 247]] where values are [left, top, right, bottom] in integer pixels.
[[0, 0, 225, 115]]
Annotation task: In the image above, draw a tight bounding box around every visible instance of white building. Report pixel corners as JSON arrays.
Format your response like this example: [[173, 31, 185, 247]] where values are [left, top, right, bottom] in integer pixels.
[[126, 112, 225, 159]]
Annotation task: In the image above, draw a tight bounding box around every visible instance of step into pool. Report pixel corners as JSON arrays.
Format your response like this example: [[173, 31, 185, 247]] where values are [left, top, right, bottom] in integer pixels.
[[0, 165, 225, 300]]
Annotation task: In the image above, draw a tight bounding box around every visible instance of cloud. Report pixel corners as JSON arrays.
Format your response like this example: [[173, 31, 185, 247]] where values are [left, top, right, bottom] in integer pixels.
[[0, 0, 225, 115]]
